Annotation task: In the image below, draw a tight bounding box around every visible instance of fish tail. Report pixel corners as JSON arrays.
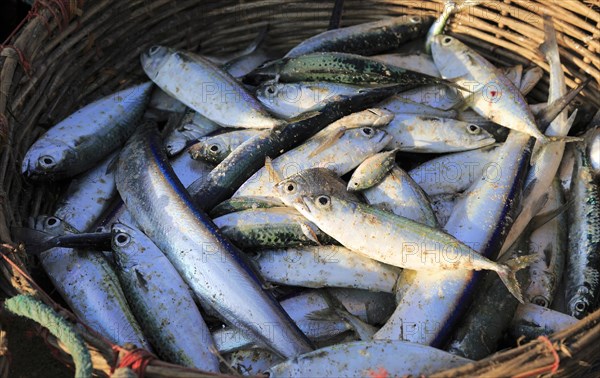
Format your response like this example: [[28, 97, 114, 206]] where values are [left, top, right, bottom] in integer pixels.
[[531, 134, 583, 164], [496, 254, 538, 303]]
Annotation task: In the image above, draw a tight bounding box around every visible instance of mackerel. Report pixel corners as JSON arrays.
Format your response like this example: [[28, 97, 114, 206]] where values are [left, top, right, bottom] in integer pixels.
[[189, 129, 265, 164]]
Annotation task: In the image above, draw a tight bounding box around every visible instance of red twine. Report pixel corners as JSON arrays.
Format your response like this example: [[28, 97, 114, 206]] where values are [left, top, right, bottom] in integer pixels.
[[111, 346, 156, 378], [512, 336, 560, 378], [0, 0, 84, 77]]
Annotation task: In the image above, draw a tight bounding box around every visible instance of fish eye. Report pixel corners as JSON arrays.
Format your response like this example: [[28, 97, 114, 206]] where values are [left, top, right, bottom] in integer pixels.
[[442, 37, 453, 45], [316, 195, 330, 207], [410, 16, 421, 23], [45, 216, 60, 229], [285, 182, 296, 193], [532, 296, 548, 308], [114, 232, 131, 247], [361, 127, 374, 137], [95, 226, 105, 233], [467, 124, 481, 134], [38, 155, 56, 169], [574, 300, 587, 313], [265, 85, 277, 96], [149, 46, 161, 55], [209, 144, 220, 153]]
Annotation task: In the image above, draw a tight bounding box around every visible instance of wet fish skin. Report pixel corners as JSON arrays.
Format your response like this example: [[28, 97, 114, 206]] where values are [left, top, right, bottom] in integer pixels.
[[267, 340, 470, 378], [566, 142, 600, 319], [141, 46, 285, 129], [525, 179, 567, 308], [276, 181, 530, 301], [213, 207, 336, 249], [210, 196, 285, 218], [348, 149, 398, 191], [256, 81, 365, 119], [285, 15, 434, 58], [22, 82, 153, 180], [253, 246, 401, 293], [363, 164, 439, 228], [111, 223, 219, 371], [383, 114, 496, 153], [34, 216, 149, 349], [372, 52, 440, 77], [115, 122, 314, 358]]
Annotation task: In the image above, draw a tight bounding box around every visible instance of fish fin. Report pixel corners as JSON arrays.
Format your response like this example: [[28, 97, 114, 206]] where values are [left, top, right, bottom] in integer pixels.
[[497, 254, 538, 303], [240, 25, 269, 56], [305, 307, 338, 321], [11, 226, 56, 255], [299, 222, 321, 245], [522, 178, 538, 200], [529, 198, 572, 231], [503, 65, 523, 88], [308, 127, 347, 158], [105, 153, 120, 174], [264, 156, 282, 185], [531, 134, 584, 165], [536, 78, 590, 130], [135, 269, 149, 292], [539, 16, 558, 59]]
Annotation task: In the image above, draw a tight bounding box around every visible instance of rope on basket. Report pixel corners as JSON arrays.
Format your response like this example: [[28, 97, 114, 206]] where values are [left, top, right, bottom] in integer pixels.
[[3, 294, 92, 378], [512, 336, 560, 378], [111, 346, 157, 378]]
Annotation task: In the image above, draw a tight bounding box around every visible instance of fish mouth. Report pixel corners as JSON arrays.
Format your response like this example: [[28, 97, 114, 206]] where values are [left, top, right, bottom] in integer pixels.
[[297, 196, 312, 214]]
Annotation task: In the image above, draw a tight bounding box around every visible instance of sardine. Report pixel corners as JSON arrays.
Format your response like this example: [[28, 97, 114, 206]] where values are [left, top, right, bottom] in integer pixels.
[[22, 82, 153, 180], [111, 223, 219, 371], [347, 149, 398, 191], [164, 109, 222, 157], [141, 46, 285, 129], [565, 142, 600, 319]]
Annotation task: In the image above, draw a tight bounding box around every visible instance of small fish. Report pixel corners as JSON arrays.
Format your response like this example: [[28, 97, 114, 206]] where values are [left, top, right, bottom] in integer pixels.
[[372, 53, 440, 77], [431, 35, 578, 156], [382, 114, 495, 153], [509, 303, 578, 340], [565, 142, 600, 319], [363, 164, 439, 228], [22, 82, 153, 180], [284, 15, 434, 58], [210, 196, 284, 218], [111, 223, 219, 371], [275, 175, 534, 302], [347, 149, 398, 191], [234, 109, 393, 197], [189, 129, 265, 164], [142, 46, 286, 129]]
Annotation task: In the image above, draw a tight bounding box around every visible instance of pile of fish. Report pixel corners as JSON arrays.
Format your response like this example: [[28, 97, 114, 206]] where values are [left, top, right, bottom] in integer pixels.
[[16, 6, 599, 377]]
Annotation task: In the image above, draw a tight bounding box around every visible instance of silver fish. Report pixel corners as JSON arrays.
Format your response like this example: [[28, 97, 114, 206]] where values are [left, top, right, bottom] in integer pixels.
[[141, 46, 285, 129], [111, 223, 219, 371], [267, 340, 470, 377], [34, 216, 149, 349], [22, 82, 153, 180], [253, 246, 401, 293], [189, 129, 265, 164], [164, 109, 221, 157], [565, 142, 600, 319], [115, 123, 313, 358], [372, 53, 440, 77], [347, 149, 398, 191]]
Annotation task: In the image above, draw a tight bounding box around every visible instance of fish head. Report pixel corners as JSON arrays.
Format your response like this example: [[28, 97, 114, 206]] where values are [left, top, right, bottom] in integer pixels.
[[111, 223, 159, 270], [434, 119, 496, 149], [33, 215, 74, 236], [342, 126, 392, 155], [189, 137, 227, 164], [430, 35, 469, 79], [141, 45, 171, 80], [275, 167, 357, 209], [21, 139, 75, 180], [568, 286, 595, 319]]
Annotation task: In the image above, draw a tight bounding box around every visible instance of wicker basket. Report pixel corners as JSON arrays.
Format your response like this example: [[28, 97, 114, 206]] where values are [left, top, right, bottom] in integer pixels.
[[0, 0, 599, 376]]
